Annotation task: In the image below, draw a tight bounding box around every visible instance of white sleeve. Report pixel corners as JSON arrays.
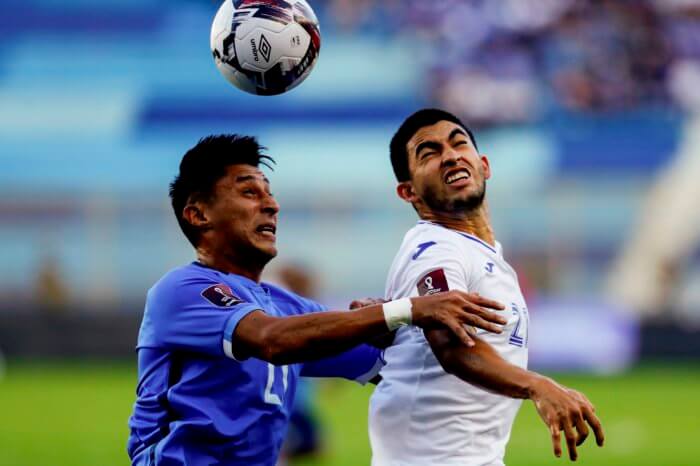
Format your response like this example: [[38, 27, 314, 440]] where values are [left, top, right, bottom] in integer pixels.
[[407, 240, 472, 296], [407, 240, 482, 336]]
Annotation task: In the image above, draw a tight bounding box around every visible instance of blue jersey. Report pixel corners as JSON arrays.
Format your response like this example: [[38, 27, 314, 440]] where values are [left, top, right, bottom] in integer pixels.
[[128, 262, 384, 466]]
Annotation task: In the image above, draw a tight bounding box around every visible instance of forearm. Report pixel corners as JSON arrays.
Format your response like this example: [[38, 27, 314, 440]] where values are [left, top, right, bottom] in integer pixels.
[[235, 305, 389, 365], [426, 328, 543, 399], [234, 290, 506, 365], [426, 329, 606, 461]]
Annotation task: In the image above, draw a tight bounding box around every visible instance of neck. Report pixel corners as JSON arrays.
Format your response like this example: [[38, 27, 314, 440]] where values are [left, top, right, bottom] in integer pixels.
[[195, 246, 265, 283], [419, 201, 496, 246]]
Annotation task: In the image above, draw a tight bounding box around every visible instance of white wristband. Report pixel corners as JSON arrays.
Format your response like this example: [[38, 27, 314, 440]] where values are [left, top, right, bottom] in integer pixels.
[[382, 298, 413, 331]]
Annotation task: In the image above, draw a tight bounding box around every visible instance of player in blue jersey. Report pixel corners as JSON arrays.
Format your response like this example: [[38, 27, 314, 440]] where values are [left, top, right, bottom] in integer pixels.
[[127, 135, 509, 466]]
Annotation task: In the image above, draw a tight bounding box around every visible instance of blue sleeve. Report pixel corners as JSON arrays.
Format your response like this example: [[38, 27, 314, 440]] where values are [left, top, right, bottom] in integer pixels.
[[265, 284, 327, 316], [300, 344, 385, 384], [137, 274, 261, 359]]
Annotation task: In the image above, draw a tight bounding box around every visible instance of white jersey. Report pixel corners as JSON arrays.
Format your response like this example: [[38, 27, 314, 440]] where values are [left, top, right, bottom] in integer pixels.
[[369, 221, 529, 466]]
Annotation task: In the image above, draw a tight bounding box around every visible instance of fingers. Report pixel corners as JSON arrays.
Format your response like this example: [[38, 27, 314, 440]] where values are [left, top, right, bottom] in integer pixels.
[[462, 291, 505, 311], [573, 413, 590, 446], [459, 302, 506, 332], [582, 406, 605, 447], [469, 304, 508, 326], [572, 389, 605, 447], [460, 298, 507, 323], [462, 313, 504, 334], [550, 423, 563, 459], [562, 419, 578, 461]]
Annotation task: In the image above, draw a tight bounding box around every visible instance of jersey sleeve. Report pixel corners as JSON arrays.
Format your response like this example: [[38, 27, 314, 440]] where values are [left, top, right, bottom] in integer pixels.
[[300, 344, 385, 385], [409, 240, 471, 296], [137, 274, 262, 359], [265, 284, 328, 316]]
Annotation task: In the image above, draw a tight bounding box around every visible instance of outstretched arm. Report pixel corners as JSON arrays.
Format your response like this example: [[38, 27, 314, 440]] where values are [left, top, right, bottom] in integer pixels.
[[232, 291, 506, 365], [425, 328, 605, 462]]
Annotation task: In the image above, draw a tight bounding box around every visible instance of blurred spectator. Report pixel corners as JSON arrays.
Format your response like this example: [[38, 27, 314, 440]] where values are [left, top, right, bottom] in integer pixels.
[[321, 0, 697, 123], [36, 253, 69, 311]]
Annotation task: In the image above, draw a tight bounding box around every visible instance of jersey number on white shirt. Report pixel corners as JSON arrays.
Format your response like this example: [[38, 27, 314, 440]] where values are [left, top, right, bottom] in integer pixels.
[[508, 303, 529, 348]]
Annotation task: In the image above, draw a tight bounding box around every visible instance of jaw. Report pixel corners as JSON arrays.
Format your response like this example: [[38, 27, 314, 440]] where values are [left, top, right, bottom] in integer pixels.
[[249, 232, 277, 259], [420, 179, 486, 215]]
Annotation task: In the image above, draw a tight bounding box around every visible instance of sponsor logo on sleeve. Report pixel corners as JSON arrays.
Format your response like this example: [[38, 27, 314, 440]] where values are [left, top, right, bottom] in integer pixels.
[[201, 284, 243, 307], [417, 269, 449, 296]]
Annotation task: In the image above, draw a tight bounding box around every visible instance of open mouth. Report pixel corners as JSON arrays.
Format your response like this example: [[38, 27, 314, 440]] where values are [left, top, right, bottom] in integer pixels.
[[256, 223, 277, 238], [444, 167, 471, 185]]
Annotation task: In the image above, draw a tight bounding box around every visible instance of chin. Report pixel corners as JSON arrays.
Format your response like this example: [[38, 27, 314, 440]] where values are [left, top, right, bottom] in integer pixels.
[[257, 244, 278, 260]]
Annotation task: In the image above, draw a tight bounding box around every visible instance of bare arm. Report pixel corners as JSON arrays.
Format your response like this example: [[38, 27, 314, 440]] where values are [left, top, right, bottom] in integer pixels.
[[232, 290, 506, 366], [425, 328, 605, 462]]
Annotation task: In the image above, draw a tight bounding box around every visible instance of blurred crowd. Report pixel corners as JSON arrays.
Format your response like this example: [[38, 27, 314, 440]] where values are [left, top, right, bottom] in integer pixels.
[[320, 0, 700, 125]]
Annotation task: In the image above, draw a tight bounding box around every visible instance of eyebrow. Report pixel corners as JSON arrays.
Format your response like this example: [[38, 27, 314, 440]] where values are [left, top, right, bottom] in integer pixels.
[[414, 140, 442, 157], [414, 127, 470, 158], [448, 127, 468, 141], [235, 175, 270, 184]]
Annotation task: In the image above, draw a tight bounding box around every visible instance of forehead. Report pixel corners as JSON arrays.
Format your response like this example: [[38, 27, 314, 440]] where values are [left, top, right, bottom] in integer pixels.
[[407, 120, 467, 152], [219, 164, 269, 187]]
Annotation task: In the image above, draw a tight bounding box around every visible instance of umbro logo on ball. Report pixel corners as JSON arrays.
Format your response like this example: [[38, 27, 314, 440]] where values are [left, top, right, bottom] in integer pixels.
[[259, 34, 272, 61]]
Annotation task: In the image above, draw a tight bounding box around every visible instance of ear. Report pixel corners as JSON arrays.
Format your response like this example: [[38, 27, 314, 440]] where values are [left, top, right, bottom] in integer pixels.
[[396, 181, 419, 204], [480, 154, 491, 180], [183, 201, 211, 231]]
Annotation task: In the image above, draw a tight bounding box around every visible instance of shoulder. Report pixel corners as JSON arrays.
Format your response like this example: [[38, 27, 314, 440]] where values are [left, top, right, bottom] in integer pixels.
[[399, 222, 471, 264], [389, 223, 483, 294], [264, 283, 326, 315], [146, 262, 241, 312], [150, 263, 215, 295]]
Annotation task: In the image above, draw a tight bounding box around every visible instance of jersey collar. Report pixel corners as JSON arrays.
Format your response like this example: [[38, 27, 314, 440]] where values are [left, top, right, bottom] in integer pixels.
[[191, 261, 269, 292], [417, 220, 502, 257]]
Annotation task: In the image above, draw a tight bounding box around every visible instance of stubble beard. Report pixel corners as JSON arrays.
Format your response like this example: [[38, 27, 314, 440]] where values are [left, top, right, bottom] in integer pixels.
[[423, 180, 487, 215]]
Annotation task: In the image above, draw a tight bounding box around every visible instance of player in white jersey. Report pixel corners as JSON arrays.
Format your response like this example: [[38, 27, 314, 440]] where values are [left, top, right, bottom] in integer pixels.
[[367, 109, 605, 465]]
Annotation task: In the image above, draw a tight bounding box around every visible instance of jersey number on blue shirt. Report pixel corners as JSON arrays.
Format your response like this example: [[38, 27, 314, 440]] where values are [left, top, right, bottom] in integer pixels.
[[264, 363, 289, 406]]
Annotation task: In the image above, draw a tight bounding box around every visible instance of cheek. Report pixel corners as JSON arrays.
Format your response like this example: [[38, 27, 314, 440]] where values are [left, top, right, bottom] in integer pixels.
[[415, 161, 441, 185], [213, 204, 252, 235]]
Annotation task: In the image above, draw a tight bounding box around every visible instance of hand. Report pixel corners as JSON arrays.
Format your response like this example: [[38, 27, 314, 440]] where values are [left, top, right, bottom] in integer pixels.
[[349, 298, 386, 309], [410, 290, 506, 347], [529, 376, 605, 461]]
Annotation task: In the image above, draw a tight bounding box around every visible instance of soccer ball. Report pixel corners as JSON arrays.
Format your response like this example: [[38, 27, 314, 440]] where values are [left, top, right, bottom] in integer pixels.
[[210, 0, 321, 96]]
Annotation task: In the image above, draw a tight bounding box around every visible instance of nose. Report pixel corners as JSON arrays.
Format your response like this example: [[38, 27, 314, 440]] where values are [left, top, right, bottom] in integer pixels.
[[441, 146, 460, 166], [262, 192, 279, 216]]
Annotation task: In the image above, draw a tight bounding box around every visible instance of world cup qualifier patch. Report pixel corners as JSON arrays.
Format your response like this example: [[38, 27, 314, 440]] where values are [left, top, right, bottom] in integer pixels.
[[417, 269, 449, 296], [201, 284, 243, 307]]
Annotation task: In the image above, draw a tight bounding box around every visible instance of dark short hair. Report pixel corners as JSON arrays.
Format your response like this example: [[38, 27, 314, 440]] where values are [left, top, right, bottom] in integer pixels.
[[390, 108, 478, 182], [169, 134, 274, 247]]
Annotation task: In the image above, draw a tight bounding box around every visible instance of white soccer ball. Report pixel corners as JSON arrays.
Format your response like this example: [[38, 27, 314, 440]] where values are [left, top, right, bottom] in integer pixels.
[[210, 0, 321, 96]]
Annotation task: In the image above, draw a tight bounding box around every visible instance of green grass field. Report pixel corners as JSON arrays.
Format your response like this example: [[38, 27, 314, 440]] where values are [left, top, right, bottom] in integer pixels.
[[0, 361, 698, 466]]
